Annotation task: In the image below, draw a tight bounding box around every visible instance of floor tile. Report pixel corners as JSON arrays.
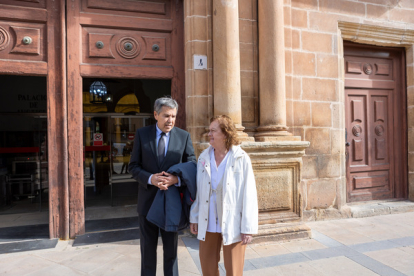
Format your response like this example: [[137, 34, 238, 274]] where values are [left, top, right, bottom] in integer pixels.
[[273, 261, 324, 276], [59, 247, 122, 273], [177, 239, 199, 275], [0, 255, 56, 275], [244, 246, 261, 259], [24, 263, 87, 276], [300, 247, 345, 260], [398, 246, 414, 256], [346, 253, 406, 276], [243, 267, 279, 276], [250, 243, 291, 257], [30, 248, 88, 263], [281, 238, 327, 253], [309, 256, 379, 276], [311, 230, 343, 247], [325, 232, 375, 245], [349, 240, 399, 253], [89, 255, 139, 276], [178, 271, 201, 276], [249, 252, 309, 269], [365, 247, 414, 275]]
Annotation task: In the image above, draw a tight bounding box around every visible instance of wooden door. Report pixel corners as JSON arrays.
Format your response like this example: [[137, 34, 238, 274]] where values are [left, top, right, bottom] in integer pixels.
[[66, 0, 184, 237], [0, 0, 68, 239], [345, 42, 407, 202]]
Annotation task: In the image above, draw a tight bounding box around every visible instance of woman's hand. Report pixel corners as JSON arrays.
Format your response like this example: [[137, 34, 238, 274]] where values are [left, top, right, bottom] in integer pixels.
[[241, 233, 252, 245], [190, 223, 198, 235]]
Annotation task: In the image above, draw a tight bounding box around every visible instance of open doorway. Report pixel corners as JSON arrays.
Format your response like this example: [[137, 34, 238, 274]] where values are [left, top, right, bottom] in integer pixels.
[[0, 75, 49, 239], [82, 78, 171, 225]]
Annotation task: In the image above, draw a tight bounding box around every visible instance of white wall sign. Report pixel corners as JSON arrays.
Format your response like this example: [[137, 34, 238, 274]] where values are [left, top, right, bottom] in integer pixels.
[[193, 55, 207, 70], [93, 133, 103, 146]]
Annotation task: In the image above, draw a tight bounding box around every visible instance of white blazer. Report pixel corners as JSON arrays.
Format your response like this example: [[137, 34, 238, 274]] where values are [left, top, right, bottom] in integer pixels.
[[190, 145, 258, 245]]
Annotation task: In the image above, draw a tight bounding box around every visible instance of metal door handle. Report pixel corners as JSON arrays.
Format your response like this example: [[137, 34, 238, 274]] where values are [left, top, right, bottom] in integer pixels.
[[345, 142, 350, 146]]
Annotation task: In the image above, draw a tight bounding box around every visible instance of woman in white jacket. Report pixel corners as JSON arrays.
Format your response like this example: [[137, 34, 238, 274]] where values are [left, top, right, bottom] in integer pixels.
[[190, 115, 258, 276]]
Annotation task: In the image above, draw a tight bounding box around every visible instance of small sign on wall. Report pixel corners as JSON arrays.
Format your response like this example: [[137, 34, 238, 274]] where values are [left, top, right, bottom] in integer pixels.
[[93, 133, 103, 146], [193, 55, 207, 70]]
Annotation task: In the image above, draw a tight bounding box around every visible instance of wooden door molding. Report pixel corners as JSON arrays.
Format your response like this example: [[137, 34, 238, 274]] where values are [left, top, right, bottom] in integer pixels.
[[47, 0, 69, 239], [67, 0, 84, 238], [0, 0, 68, 239], [344, 42, 407, 202]]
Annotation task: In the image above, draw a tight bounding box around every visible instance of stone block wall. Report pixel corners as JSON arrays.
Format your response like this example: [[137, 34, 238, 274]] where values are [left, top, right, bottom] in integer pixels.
[[185, 0, 259, 153], [238, 0, 259, 132], [184, 0, 213, 150], [185, 0, 414, 219], [285, 0, 414, 217]]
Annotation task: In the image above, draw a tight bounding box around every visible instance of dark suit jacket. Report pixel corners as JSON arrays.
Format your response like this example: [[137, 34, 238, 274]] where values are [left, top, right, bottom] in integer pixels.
[[146, 161, 197, 232], [128, 124, 196, 216]]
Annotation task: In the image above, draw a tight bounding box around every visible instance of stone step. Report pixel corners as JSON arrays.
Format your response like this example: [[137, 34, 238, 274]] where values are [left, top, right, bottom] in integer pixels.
[[349, 200, 414, 218]]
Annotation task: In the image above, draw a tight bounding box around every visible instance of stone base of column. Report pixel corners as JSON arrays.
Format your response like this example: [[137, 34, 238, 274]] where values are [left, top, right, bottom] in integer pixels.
[[197, 140, 311, 242], [255, 133, 301, 142], [235, 124, 255, 142], [255, 125, 300, 141]]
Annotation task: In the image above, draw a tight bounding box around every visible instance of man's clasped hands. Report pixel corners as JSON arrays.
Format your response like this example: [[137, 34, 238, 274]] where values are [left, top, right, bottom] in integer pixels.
[[151, 172, 178, 190]]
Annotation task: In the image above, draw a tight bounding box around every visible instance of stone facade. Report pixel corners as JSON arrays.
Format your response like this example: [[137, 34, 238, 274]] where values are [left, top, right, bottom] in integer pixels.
[[184, 0, 414, 225]]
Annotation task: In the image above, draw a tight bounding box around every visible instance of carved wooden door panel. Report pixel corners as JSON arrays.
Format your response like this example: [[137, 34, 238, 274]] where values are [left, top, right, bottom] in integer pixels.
[[345, 43, 407, 202], [0, 0, 48, 75]]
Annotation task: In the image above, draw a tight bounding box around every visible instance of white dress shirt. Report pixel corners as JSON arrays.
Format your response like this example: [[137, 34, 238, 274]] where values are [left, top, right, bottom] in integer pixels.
[[207, 147, 230, 233], [148, 125, 181, 186]]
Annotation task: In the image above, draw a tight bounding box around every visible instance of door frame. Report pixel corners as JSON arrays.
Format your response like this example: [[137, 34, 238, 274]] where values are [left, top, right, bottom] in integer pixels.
[[344, 41, 407, 202], [66, 0, 185, 237], [0, 0, 68, 239]]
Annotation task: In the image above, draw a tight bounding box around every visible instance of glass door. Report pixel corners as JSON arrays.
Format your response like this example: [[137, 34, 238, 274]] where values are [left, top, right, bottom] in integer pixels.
[[82, 77, 170, 210], [83, 114, 152, 207], [109, 116, 146, 206], [0, 76, 48, 216]]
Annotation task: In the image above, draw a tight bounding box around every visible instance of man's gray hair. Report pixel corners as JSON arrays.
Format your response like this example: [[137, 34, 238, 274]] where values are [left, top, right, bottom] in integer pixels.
[[154, 97, 179, 114]]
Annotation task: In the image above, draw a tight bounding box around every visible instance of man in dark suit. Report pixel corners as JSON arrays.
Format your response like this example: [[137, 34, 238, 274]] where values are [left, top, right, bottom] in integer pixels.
[[129, 97, 196, 276]]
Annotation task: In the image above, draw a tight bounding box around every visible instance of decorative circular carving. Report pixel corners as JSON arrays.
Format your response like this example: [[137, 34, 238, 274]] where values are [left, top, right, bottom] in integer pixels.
[[375, 125, 385, 136], [363, 63, 373, 75], [152, 44, 160, 52], [116, 37, 140, 59], [0, 26, 10, 51], [352, 125, 363, 137], [124, 42, 133, 51], [22, 36, 32, 45], [96, 41, 104, 49]]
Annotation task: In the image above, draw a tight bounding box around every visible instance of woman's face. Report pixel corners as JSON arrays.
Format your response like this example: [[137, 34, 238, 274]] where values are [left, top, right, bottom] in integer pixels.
[[208, 120, 226, 149]]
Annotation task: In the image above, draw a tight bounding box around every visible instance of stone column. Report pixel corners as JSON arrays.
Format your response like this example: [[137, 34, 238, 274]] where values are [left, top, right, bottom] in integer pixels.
[[84, 117, 92, 146], [114, 118, 122, 144], [255, 0, 294, 141], [212, 0, 252, 141]]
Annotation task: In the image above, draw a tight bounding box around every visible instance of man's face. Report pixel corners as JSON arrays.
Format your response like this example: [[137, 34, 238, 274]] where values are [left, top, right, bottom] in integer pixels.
[[154, 106, 177, 133]]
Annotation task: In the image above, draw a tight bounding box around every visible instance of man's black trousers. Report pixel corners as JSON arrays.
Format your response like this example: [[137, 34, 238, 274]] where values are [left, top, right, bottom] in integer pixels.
[[138, 215, 179, 276]]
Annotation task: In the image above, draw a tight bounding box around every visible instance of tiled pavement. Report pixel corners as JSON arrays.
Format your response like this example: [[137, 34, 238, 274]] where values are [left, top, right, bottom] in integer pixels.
[[1, 212, 414, 275]]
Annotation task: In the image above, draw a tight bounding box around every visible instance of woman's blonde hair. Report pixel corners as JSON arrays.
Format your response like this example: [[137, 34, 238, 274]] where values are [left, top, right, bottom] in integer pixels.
[[210, 115, 241, 150]]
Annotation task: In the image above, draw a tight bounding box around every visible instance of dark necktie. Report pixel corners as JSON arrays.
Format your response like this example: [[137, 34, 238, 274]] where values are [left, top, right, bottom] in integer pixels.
[[158, 132, 166, 164]]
